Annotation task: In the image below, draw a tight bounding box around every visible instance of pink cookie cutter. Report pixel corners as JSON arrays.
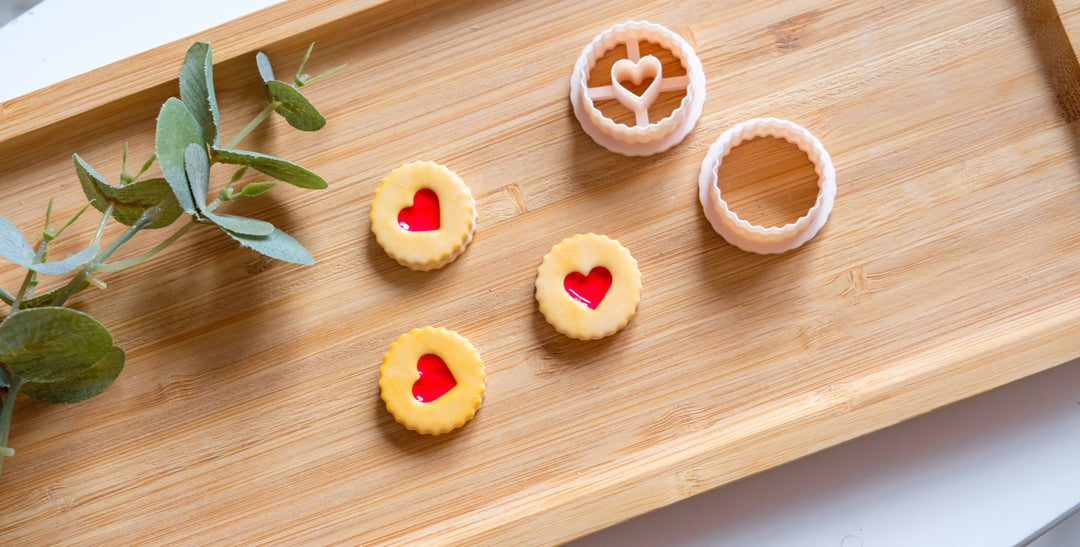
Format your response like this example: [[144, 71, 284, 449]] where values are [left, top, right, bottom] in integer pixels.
[[570, 21, 706, 156], [698, 118, 837, 254]]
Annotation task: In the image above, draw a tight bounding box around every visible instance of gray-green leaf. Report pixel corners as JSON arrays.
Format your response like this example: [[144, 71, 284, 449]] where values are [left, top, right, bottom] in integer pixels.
[[225, 227, 314, 265], [184, 143, 211, 205], [240, 181, 277, 196], [180, 42, 220, 146], [0, 282, 89, 309], [29, 246, 98, 275], [265, 80, 326, 131], [156, 98, 203, 214], [185, 144, 273, 236], [255, 51, 274, 83], [0, 213, 33, 267], [212, 148, 327, 189], [208, 213, 274, 236], [22, 346, 124, 404], [74, 154, 182, 229], [0, 307, 112, 382]]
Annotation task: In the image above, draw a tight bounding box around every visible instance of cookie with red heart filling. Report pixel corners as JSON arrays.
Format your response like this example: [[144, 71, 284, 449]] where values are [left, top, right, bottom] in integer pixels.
[[380, 327, 485, 435], [370, 162, 476, 271], [535, 234, 642, 340]]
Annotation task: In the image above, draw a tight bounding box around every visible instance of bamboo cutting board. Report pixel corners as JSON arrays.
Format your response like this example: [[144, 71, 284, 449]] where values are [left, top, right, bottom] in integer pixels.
[[2, 0, 1080, 544]]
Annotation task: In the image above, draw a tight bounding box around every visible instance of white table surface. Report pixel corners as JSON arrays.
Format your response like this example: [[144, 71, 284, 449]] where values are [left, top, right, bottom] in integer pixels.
[[2, 1, 1079, 545]]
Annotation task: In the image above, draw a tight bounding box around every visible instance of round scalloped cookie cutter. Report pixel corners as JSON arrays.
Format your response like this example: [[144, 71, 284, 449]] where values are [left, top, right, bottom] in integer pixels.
[[698, 118, 837, 254], [570, 21, 706, 156]]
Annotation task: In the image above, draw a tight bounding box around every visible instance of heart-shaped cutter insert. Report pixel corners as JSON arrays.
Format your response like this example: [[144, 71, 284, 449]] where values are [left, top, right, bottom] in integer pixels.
[[570, 21, 706, 156]]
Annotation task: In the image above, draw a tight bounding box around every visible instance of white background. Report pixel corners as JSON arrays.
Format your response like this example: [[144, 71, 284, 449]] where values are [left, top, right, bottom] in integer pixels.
[[1, 1, 1079, 545]]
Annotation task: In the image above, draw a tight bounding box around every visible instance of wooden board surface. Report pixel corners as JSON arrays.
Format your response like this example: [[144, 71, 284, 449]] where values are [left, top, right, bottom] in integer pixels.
[[2, 0, 1080, 544]]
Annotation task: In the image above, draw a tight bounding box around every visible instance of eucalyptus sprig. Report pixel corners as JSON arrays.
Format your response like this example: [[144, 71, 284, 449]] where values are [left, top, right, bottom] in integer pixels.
[[0, 42, 340, 477]]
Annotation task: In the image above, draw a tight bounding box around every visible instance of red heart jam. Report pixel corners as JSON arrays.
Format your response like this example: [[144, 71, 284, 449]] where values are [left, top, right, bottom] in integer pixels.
[[412, 353, 457, 403], [563, 266, 612, 310], [398, 188, 440, 232]]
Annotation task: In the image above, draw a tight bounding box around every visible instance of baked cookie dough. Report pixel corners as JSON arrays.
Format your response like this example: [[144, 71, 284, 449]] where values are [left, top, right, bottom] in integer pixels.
[[370, 161, 476, 270], [379, 327, 485, 435], [535, 234, 641, 340]]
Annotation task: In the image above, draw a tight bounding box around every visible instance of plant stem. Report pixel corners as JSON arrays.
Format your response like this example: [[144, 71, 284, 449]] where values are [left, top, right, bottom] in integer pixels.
[[0, 375, 26, 477], [11, 241, 48, 312], [52, 209, 155, 307], [91, 204, 114, 248], [97, 219, 196, 272], [224, 100, 280, 150]]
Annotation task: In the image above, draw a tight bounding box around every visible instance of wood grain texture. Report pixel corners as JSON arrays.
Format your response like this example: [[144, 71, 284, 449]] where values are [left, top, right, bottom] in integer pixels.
[[2, 0, 1080, 544]]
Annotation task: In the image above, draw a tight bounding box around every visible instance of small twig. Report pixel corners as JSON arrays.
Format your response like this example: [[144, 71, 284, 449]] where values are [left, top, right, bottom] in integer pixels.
[[98, 219, 197, 272], [224, 101, 280, 150]]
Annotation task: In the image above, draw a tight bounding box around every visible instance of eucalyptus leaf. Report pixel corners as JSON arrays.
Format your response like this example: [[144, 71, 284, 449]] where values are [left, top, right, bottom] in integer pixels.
[[230, 166, 249, 183], [207, 213, 274, 236], [240, 181, 276, 196], [255, 51, 274, 83], [74, 154, 182, 229], [0, 213, 34, 267], [22, 346, 124, 404], [212, 148, 327, 189], [184, 143, 211, 205], [155, 98, 204, 215], [265, 80, 326, 131], [29, 246, 98, 275], [184, 145, 273, 236], [0, 282, 89, 308], [0, 307, 112, 382], [225, 227, 314, 265], [179, 42, 220, 146]]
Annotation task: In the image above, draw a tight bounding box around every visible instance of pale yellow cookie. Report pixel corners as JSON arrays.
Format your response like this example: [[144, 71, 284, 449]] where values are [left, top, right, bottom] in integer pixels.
[[379, 327, 485, 435], [535, 234, 642, 340], [370, 162, 476, 271]]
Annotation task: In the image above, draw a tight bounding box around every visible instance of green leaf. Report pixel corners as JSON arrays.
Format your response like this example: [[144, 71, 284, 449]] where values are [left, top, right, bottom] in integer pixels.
[[212, 148, 327, 189], [184, 145, 273, 236], [294, 43, 314, 86], [0, 282, 89, 309], [179, 42, 220, 146], [74, 154, 182, 229], [22, 346, 124, 404], [208, 213, 274, 236], [265, 80, 326, 131], [156, 98, 203, 215], [184, 143, 211, 205], [255, 51, 274, 83], [230, 166, 249, 183], [0, 307, 112, 382], [225, 227, 314, 265], [240, 181, 277, 196], [302, 64, 346, 86], [29, 246, 98, 275], [137, 153, 157, 180], [0, 214, 34, 267]]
